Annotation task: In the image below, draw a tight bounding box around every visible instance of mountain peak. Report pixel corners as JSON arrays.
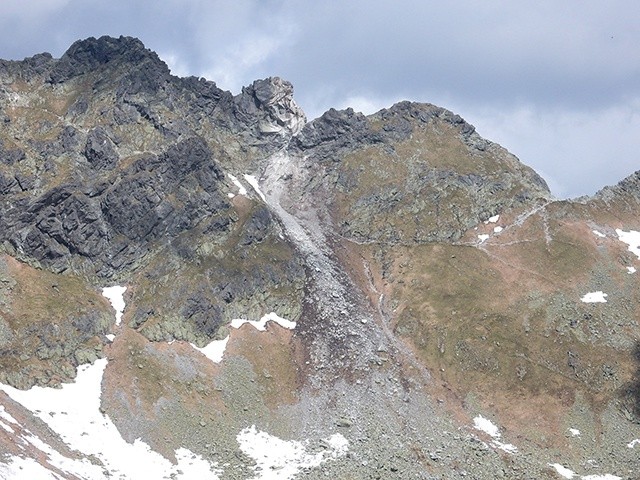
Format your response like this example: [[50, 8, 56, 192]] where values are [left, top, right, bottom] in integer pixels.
[[47, 35, 170, 84], [235, 76, 306, 135]]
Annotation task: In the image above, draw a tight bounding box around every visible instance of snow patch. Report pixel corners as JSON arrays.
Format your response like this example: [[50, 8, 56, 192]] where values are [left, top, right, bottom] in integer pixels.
[[494, 442, 518, 454], [592, 230, 606, 238], [549, 463, 576, 479], [568, 428, 580, 437], [231, 312, 296, 332], [628, 439, 640, 448], [102, 286, 126, 325], [106, 334, 115, 342], [472, 415, 517, 454], [581, 475, 621, 480], [580, 291, 608, 303], [493, 226, 503, 233], [192, 336, 229, 364], [478, 234, 490, 242], [244, 174, 266, 202], [616, 229, 640, 260], [486, 215, 500, 223], [228, 174, 247, 196], [0, 359, 222, 479], [474, 415, 500, 438], [627, 266, 636, 274], [236, 425, 348, 479]]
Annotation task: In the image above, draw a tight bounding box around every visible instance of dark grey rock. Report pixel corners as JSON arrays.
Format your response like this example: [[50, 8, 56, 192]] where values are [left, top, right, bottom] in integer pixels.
[[0, 140, 26, 165], [47, 35, 171, 87], [83, 126, 119, 170]]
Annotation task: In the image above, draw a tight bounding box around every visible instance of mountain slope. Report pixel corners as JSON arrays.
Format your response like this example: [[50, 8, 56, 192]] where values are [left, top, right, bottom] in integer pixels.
[[0, 36, 638, 480]]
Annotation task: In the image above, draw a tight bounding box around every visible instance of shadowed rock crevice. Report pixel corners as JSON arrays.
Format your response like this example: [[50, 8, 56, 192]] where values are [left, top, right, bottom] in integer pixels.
[[619, 342, 640, 423]]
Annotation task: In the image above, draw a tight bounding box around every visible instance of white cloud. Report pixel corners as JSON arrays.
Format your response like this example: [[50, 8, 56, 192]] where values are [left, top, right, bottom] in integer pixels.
[[201, 33, 290, 93]]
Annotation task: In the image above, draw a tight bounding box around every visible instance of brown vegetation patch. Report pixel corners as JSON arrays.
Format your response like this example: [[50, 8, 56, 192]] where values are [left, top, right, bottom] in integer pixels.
[[223, 322, 304, 408]]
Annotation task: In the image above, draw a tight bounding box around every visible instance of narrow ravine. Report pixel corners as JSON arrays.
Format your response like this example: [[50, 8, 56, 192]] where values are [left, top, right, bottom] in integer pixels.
[[258, 151, 386, 382]]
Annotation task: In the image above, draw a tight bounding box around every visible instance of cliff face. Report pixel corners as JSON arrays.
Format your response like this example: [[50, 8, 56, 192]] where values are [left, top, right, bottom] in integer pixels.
[[0, 36, 638, 480]]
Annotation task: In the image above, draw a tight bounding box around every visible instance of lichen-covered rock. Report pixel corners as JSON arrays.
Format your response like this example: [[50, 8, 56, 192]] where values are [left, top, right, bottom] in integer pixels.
[[290, 101, 551, 244]]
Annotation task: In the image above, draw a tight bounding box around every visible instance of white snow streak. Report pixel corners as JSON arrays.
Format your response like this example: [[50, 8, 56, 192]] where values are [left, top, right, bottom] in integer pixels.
[[627, 266, 637, 274], [0, 406, 16, 434], [244, 174, 267, 202], [616, 229, 640, 260], [230, 312, 296, 332], [474, 415, 500, 437], [592, 230, 606, 238], [549, 463, 576, 479], [0, 360, 222, 479], [236, 425, 348, 479], [581, 475, 621, 480], [102, 286, 126, 325], [628, 439, 640, 448], [472, 415, 518, 454], [568, 428, 580, 437], [478, 234, 490, 242], [228, 174, 248, 196], [580, 291, 608, 303]]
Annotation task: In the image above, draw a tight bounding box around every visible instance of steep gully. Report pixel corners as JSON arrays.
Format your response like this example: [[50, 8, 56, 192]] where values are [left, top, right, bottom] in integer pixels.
[[254, 147, 433, 389]]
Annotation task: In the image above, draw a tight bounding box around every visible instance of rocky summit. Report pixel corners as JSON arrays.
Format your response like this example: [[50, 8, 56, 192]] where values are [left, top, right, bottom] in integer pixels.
[[0, 36, 638, 480]]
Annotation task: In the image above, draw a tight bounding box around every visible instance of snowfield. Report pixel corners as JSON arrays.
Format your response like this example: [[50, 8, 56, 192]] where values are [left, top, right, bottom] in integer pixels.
[[580, 291, 608, 303], [0, 360, 222, 480], [237, 425, 349, 480]]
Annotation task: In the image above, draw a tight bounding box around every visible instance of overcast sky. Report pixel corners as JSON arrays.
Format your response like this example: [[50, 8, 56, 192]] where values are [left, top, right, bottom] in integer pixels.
[[1, 0, 638, 198]]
